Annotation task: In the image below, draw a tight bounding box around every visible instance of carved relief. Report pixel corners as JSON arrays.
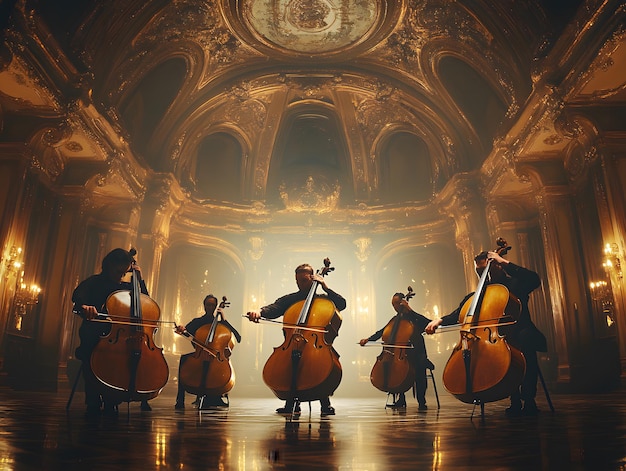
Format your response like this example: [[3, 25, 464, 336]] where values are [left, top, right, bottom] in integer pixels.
[[353, 237, 371, 263], [135, 0, 246, 72], [279, 175, 340, 213], [356, 95, 414, 145], [224, 94, 268, 133], [248, 236, 265, 261], [554, 114, 584, 140]]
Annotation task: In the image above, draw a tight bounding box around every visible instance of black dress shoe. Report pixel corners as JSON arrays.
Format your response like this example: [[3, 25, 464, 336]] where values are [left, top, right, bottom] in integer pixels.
[[276, 404, 301, 414], [174, 402, 185, 410], [202, 396, 229, 407], [321, 406, 335, 416], [505, 405, 523, 417], [418, 403, 428, 411], [388, 397, 406, 409], [522, 400, 540, 416]]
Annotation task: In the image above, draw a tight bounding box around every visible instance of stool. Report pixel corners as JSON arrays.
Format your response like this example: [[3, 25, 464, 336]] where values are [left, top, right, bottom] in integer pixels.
[[538, 365, 555, 412]]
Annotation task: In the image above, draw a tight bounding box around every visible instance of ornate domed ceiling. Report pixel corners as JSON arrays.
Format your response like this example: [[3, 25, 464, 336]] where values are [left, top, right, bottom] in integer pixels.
[[0, 0, 623, 232]]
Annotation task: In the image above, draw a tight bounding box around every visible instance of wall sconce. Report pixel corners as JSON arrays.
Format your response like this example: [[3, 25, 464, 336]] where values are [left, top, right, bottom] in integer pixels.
[[602, 243, 622, 279], [589, 279, 615, 329], [11, 271, 42, 332], [15, 278, 42, 308], [2, 246, 23, 279], [589, 280, 610, 301]]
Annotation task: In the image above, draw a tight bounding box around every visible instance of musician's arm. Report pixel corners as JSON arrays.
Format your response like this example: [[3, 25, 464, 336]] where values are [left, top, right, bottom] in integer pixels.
[[323, 288, 347, 311], [71, 276, 101, 320], [260, 293, 298, 319], [503, 262, 541, 292]]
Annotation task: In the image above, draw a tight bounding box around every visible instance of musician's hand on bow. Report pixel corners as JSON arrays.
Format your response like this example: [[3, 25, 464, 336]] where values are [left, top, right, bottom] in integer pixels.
[[80, 305, 98, 320], [359, 338, 369, 346], [175, 324, 187, 335], [424, 318, 442, 335], [246, 311, 261, 323]]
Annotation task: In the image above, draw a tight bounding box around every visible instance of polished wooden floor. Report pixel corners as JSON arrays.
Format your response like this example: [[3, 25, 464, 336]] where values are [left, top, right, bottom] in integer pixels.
[[0, 381, 625, 471]]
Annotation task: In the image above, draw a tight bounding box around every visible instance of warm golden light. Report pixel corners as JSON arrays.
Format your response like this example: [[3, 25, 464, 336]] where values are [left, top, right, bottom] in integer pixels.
[[603, 243, 622, 279]]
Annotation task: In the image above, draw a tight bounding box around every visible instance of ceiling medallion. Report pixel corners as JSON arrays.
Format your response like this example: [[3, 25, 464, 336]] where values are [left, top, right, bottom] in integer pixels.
[[243, 0, 380, 54]]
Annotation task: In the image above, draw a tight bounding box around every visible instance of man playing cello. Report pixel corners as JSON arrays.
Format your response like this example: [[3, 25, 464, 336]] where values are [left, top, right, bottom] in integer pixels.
[[174, 294, 241, 410], [72, 248, 152, 417], [360, 291, 434, 410], [246, 263, 346, 416], [425, 250, 547, 416]]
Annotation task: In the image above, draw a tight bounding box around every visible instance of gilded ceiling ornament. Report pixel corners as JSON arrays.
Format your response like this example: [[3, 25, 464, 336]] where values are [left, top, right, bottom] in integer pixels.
[[353, 237, 371, 263], [65, 141, 84, 153], [243, 0, 379, 53], [41, 122, 72, 147], [356, 98, 413, 144], [279, 175, 340, 213], [147, 175, 177, 212], [248, 236, 265, 261], [224, 98, 267, 132], [543, 134, 563, 146], [554, 114, 583, 140], [136, 0, 243, 69]]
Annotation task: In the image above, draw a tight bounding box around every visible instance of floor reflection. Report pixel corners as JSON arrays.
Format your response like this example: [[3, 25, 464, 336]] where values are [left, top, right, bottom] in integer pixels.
[[0, 386, 625, 470]]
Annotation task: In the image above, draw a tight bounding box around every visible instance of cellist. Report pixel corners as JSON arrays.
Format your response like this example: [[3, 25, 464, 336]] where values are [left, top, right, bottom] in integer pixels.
[[425, 250, 547, 416], [72, 248, 152, 417], [246, 263, 347, 416], [359, 292, 434, 410], [174, 294, 241, 410]]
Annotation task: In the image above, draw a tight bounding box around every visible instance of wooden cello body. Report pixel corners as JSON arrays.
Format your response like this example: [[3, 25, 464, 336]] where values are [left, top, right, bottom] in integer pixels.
[[442, 239, 526, 404], [370, 287, 416, 394], [262, 259, 342, 402], [179, 297, 236, 397], [90, 251, 169, 403]]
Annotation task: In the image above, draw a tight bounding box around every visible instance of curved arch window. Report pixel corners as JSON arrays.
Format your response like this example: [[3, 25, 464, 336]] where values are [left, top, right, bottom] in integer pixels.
[[121, 58, 186, 169], [267, 112, 352, 204], [439, 56, 507, 160], [195, 133, 243, 202], [380, 132, 432, 203]]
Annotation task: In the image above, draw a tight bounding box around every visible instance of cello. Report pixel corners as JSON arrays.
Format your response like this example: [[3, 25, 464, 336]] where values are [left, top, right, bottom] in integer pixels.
[[441, 238, 526, 405], [369, 287, 417, 394], [90, 248, 169, 404], [262, 258, 343, 403], [177, 296, 237, 400]]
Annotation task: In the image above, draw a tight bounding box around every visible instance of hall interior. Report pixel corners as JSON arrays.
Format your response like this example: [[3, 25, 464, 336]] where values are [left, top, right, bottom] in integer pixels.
[[0, 1, 625, 469]]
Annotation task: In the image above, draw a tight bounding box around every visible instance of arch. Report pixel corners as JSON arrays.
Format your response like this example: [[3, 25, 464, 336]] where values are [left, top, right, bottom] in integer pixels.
[[266, 104, 353, 205], [378, 131, 433, 203], [194, 132, 244, 202], [438, 56, 508, 161], [120, 57, 187, 170]]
